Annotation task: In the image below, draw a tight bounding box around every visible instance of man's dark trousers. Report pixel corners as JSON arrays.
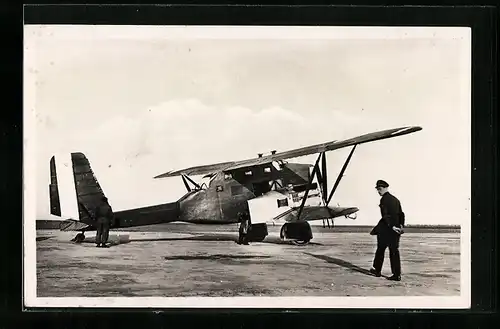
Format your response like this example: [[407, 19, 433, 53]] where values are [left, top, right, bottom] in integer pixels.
[[373, 229, 401, 276], [96, 217, 110, 245]]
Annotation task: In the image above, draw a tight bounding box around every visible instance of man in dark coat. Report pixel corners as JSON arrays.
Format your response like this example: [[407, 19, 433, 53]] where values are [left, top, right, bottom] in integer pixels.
[[237, 211, 250, 245], [94, 196, 114, 248], [369, 180, 405, 281]]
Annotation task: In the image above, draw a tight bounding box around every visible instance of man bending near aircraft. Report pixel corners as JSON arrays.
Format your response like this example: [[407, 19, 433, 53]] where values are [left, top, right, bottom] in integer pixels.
[[94, 196, 115, 248], [237, 211, 250, 245], [369, 180, 405, 281]]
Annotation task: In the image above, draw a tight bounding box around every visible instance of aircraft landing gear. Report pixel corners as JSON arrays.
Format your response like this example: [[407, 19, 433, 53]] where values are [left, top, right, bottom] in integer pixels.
[[280, 222, 312, 246], [247, 223, 269, 242], [71, 232, 86, 243], [291, 239, 310, 246]]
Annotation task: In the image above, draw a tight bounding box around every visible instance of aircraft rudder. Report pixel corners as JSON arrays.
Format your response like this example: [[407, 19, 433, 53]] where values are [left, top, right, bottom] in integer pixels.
[[70, 152, 88, 160], [70, 152, 108, 222], [49, 155, 61, 216]]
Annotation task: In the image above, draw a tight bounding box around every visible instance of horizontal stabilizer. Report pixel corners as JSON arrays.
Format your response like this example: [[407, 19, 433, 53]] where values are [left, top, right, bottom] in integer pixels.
[[59, 219, 90, 232]]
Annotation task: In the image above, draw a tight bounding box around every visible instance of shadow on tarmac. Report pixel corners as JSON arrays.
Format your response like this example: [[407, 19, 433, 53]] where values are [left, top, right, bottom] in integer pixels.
[[75, 233, 323, 246], [164, 254, 272, 261], [133, 234, 322, 245], [38, 232, 323, 246], [304, 252, 388, 278]]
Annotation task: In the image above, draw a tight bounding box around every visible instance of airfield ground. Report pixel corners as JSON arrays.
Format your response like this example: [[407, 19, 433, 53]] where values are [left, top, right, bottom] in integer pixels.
[[35, 224, 461, 298]]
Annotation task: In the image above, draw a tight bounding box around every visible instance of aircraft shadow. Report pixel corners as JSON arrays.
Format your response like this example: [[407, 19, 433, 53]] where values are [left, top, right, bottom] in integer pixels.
[[131, 234, 322, 246], [47, 232, 322, 246], [128, 235, 321, 246], [304, 252, 387, 278], [164, 254, 272, 261]]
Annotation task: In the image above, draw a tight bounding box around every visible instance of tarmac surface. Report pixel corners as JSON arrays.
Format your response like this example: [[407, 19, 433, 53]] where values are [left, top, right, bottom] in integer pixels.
[[36, 224, 461, 297]]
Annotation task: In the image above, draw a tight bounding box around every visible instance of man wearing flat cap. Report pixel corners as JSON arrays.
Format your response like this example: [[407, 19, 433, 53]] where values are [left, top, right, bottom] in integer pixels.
[[369, 180, 405, 281]]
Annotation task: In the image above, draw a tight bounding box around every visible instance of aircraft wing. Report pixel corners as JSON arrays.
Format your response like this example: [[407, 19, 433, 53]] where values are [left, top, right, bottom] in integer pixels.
[[154, 126, 422, 178], [274, 205, 359, 223], [154, 161, 235, 178], [247, 190, 358, 225]]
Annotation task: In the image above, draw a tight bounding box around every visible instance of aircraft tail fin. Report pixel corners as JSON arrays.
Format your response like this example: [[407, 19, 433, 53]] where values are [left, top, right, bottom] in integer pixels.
[[49, 156, 62, 216], [49, 152, 108, 222], [70, 152, 107, 222]]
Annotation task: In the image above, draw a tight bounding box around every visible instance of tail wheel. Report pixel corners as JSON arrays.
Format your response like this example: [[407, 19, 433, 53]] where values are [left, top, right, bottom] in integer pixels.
[[73, 232, 85, 243]]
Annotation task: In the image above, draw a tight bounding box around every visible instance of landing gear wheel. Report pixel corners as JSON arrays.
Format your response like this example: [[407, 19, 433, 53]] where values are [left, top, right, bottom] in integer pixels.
[[73, 232, 85, 243], [252, 236, 266, 242], [280, 225, 287, 240], [291, 239, 310, 246], [280, 223, 312, 245]]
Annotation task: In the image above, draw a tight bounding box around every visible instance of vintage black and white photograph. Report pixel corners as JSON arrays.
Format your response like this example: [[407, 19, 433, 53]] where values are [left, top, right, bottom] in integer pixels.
[[23, 25, 471, 308]]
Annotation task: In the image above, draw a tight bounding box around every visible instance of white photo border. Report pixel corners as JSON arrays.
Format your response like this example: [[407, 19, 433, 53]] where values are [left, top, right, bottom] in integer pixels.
[[23, 25, 472, 309]]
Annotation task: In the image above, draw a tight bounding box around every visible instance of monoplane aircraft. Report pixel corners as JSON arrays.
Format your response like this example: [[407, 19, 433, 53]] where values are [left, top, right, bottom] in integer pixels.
[[48, 126, 422, 245]]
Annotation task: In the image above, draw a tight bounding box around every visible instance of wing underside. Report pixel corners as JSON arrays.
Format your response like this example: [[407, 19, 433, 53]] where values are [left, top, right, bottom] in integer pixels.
[[274, 206, 359, 223], [247, 188, 358, 225], [154, 126, 422, 178], [155, 161, 235, 178]]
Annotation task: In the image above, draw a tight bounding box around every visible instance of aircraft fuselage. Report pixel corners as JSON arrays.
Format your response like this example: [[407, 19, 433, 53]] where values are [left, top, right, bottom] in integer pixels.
[[177, 162, 312, 224], [80, 161, 313, 230]]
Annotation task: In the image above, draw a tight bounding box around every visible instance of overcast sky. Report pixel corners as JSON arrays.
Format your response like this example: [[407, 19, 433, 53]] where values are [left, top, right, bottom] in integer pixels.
[[24, 25, 471, 226]]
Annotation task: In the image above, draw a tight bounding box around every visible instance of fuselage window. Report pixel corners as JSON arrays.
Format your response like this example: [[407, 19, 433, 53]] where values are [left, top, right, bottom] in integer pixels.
[[245, 171, 252, 176], [264, 167, 271, 173], [277, 198, 289, 208]]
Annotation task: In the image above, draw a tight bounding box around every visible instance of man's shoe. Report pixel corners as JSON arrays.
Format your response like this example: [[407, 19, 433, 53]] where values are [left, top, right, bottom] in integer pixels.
[[387, 275, 401, 281], [96, 244, 101, 247], [101, 244, 109, 248], [369, 268, 381, 277]]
